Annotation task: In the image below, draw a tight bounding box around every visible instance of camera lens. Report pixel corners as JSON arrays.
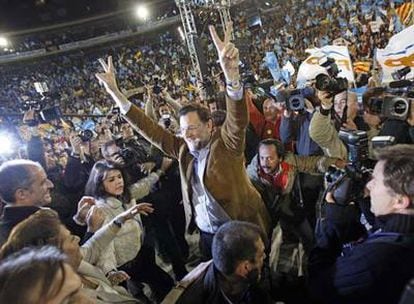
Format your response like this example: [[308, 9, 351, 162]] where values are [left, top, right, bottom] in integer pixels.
[[315, 74, 331, 91], [391, 98, 408, 116], [289, 97, 301, 110], [79, 129, 93, 142]]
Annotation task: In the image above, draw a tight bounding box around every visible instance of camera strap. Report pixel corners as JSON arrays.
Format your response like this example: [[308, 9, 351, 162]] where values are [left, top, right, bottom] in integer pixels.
[[293, 158, 304, 208]]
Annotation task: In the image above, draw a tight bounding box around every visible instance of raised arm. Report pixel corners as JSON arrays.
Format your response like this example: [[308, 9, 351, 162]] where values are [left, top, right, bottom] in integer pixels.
[[209, 23, 246, 154], [95, 56, 183, 159], [162, 88, 182, 113]]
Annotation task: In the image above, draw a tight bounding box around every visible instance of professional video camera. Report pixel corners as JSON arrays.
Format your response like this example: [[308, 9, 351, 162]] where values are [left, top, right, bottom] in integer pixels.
[[22, 81, 62, 124], [114, 136, 148, 168], [285, 87, 315, 111], [325, 129, 372, 206], [315, 57, 348, 96], [368, 67, 413, 121]]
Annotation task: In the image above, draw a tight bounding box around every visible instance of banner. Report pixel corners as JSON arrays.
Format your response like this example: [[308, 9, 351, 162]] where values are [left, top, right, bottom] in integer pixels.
[[264, 51, 281, 81], [296, 45, 355, 87], [281, 61, 295, 85], [376, 25, 414, 83]]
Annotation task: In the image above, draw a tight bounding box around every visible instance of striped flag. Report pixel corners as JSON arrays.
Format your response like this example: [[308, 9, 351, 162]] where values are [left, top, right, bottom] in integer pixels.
[[396, 2, 413, 25], [353, 61, 371, 74]]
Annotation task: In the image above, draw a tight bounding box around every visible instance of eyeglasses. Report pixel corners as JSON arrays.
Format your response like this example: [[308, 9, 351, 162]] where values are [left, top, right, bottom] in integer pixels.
[[177, 124, 202, 136]]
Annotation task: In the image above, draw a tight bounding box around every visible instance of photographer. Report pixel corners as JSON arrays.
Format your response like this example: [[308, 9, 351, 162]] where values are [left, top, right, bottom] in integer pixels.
[[101, 132, 153, 185], [63, 132, 95, 197], [309, 89, 361, 159], [144, 87, 181, 134], [280, 92, 325, 229], [20, 112, 89, 237], [309, 145, 414, 304], [364, 86, 414, 145], [280, 90, 322, 157]]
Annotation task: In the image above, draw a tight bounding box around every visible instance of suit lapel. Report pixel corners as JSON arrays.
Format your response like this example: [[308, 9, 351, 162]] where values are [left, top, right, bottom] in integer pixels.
[[186, 157, 195, 182]]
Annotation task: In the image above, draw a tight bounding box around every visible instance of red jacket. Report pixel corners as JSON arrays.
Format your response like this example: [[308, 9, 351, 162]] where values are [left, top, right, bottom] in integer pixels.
[[247, 94, 282, 140]]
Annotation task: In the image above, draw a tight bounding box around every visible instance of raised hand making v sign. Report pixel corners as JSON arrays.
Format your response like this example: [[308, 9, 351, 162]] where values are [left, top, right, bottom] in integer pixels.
[[209, 22, 240, 88]]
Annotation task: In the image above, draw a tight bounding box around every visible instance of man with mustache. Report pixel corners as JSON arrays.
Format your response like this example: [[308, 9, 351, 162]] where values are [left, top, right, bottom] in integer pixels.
[[247, 139, 344, 256]]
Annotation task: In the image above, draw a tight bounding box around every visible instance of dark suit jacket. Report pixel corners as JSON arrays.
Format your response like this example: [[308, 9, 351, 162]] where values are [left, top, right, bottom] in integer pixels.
[[177, 262, 273, 304], [0, 206, 40, 246], [124, 94, 271, 235]]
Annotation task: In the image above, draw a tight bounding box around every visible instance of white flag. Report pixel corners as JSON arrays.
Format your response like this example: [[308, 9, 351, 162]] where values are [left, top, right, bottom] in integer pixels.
[[282, 61, 296, 76], [376, 25, 414, 83], [296, 45, 355, 87]]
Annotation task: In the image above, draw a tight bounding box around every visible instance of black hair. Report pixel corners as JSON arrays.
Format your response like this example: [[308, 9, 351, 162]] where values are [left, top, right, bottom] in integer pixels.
[[178, 103, 211, 123], [212, 221, 265, 276], [258, 138, 285, 158], [84, 160, 130, 202], [375, 145, 414, 203]]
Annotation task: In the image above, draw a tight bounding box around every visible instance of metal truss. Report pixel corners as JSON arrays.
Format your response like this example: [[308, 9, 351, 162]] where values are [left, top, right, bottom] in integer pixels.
[[175, 0, 234, 99]]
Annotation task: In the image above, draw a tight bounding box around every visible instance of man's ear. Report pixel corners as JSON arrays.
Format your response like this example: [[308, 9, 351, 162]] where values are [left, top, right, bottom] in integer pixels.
[[14, 188, 28, 203], [394, 195, 412, 211], [207, 118, 214, 131], [234, 260, 250, 277]]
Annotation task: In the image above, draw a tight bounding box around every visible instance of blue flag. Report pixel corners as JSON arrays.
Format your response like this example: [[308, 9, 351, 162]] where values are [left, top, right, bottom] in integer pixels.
[[265, 52, 281, 81]]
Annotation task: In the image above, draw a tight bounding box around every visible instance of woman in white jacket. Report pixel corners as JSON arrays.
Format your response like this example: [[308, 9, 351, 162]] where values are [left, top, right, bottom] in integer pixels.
[[85, 160, 174, 302]]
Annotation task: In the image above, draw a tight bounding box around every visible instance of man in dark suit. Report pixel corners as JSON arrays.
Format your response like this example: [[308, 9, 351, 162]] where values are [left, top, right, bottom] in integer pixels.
[[0, 159, 53, 245], [96, 23, 271, 258]]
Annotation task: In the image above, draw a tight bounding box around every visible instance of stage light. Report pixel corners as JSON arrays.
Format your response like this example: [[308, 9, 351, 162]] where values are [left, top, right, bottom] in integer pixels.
[[178, 26, 185, 41], [135, 5, 149, 20], [0, 133, 13, 156], [0, 36, 9, 47]]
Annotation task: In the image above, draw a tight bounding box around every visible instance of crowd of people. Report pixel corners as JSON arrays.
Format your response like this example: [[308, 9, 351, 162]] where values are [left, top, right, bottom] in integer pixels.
[[0, 0, 413, 303]]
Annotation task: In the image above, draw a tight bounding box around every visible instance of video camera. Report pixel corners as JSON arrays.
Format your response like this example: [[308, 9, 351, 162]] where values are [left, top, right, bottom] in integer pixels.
[[371, 136, 396, 150], [114, 136, 140, 166], [285, 87, 315, 111], [22, 81, 62, 124], [315, 57, 348, 96], [368, 67, 413, 121], [160, 113, 172, 129], [78, 129, 94, 142], [325, 129, 372, 206]]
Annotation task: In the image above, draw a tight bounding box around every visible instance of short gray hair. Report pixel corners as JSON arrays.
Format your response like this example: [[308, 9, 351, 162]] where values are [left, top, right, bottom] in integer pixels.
[[0, 160, 42, 204]]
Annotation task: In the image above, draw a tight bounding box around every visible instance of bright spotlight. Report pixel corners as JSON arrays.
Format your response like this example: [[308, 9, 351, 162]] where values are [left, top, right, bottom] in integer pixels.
[[135, 5, 149, 20], [0, 36, 9, 47], [178, 26, 185, 41], [0, 133, 13, 155]]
